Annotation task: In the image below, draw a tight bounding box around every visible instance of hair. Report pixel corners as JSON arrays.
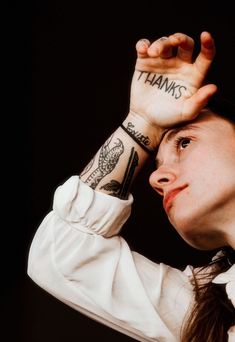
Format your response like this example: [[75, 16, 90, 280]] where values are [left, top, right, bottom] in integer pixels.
[[181, 247, 235, 341], [207, 91, 235, 125]]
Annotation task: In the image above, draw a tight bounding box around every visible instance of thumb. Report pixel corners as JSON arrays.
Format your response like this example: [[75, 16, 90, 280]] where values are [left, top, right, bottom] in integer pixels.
[[182, 84, 217, 121]]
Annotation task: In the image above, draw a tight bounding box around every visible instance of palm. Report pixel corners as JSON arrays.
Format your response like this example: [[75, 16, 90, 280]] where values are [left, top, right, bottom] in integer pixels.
[[130, 32, 216, 128]]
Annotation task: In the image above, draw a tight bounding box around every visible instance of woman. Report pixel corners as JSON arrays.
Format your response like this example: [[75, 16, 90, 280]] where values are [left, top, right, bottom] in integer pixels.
[[28, 32, 235, 341]]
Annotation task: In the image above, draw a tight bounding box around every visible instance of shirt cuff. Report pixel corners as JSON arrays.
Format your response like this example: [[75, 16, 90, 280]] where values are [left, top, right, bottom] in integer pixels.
[[53, 176, 133, 237]]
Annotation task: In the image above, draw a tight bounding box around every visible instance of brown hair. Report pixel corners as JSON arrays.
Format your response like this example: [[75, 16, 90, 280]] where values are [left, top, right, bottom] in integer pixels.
[[181, 248, 235, 342], [208, 93, 235, 124]]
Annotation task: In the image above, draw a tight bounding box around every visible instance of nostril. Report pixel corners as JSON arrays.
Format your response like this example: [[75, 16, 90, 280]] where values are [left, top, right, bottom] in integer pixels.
[[159, 178, 169, 183]]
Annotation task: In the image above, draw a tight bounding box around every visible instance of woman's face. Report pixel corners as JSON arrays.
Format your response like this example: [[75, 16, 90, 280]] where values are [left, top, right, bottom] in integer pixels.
[[149, 110, 235, 250]]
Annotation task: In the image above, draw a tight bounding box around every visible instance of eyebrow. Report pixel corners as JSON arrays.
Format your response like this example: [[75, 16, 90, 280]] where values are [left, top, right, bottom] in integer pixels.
[[155, 124, 200, 169], [165, 124, 200, 143]]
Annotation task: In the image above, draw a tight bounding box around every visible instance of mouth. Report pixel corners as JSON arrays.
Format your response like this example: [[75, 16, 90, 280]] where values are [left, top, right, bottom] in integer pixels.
[[163, 185, 188, 212]]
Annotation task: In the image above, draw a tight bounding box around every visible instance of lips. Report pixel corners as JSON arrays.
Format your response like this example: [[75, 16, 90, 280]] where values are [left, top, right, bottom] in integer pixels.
[[163, 185, 188, 212]]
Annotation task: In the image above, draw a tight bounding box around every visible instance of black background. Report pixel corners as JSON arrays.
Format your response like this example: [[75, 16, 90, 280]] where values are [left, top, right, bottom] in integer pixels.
[[6, 2, 235, 341]]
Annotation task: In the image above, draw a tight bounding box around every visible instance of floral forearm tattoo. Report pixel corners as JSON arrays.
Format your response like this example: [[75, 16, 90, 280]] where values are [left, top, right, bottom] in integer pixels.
[[100, 147, 139, 199], [83, 135, 124, 189]]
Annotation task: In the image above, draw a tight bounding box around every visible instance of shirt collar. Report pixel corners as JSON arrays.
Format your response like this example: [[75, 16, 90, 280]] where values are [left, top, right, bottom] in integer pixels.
[[212, 264, 235, 306]]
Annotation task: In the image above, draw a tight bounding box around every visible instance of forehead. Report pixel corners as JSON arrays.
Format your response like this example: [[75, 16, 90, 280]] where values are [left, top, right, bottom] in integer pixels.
[[156, 111, 234, 160], [160, 110, 228, 145], [161, 124, 200, 145]]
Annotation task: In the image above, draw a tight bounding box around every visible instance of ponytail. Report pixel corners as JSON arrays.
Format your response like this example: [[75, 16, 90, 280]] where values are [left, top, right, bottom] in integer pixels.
[[181, 248, 235, 342]]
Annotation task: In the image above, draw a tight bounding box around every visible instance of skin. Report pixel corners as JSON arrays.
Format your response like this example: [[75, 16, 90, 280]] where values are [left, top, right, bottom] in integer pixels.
[[131, 31, 217, 128], [81, 32, 234, 251], [149, 111, 235, 250]]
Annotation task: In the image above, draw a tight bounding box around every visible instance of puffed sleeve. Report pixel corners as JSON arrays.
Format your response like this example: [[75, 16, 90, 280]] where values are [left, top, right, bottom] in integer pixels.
[[27, 176, 194, 342]]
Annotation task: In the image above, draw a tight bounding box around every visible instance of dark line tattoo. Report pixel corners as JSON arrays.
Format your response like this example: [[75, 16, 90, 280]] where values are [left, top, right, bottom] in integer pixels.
[[100, 147, 139, 199], [137, 70, 187, 99], [120, 123, 155, 155], [84, 136, 124, 189], [118, 147, 139, 199], [126, 122, 151, 146]]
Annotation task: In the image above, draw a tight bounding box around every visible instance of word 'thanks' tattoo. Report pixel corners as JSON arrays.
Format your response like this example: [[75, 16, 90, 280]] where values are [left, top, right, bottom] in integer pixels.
[[137, 71, 187, 99], [84, 135, 124, 189], [100, 147, 139, 199]]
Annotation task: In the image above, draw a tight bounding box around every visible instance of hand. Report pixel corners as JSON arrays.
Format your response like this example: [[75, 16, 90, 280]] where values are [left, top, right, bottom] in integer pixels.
[[130, 32, 217, 128]]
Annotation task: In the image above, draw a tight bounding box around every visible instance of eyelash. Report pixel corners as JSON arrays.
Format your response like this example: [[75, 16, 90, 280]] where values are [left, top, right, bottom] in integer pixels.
[[174, 136, 192, 150]]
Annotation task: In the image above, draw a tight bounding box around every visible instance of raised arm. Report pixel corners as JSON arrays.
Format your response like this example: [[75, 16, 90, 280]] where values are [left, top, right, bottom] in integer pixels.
[[28, 32, 218, 342], [79, 32, 217, 199]]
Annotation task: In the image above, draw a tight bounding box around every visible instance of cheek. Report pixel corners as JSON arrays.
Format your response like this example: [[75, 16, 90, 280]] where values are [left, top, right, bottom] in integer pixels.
[[186, 165, 220, 198], [181, 152, 235, 213], [183, 148, 220, 183]]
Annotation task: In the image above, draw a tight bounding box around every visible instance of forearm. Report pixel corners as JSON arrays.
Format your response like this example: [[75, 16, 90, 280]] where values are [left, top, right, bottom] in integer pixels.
[[79, 112, 162, 199]]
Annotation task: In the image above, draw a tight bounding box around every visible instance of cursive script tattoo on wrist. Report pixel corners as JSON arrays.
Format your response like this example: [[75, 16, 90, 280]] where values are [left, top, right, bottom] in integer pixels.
[[120, 123, 155, 156], [125, 122, 151, 146]]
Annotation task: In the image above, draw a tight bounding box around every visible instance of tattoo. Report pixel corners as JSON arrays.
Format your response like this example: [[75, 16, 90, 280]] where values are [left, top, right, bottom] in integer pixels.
[[84, 135, 124, 189], [100, 179, 120, 192], [137, 71, 187, 99], [100, 147, 139, 199], [80, 157, 95, 177], [125, 122, 151, 146]]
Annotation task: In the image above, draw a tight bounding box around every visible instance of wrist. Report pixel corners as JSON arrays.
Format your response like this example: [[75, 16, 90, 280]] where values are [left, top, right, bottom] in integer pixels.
[[123, 112, 164, 150]]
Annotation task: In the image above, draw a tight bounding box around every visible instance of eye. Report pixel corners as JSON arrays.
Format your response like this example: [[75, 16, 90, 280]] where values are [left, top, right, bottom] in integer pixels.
[[174, 137, 191, 150]]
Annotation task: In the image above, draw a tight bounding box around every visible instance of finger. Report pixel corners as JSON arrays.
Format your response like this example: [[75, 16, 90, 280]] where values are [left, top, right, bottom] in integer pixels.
[[160, 44, 173, 59], [182, 84, 218, 121], [147, 37, 173, 58], [136, 39, 151, 57], [194, 31, 216, 74], [168, 33, 194, 62]]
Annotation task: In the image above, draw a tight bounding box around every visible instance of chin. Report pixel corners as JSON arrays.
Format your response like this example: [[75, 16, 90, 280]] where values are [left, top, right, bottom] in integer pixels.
[[169, 212, 225, 251], [176, 227, 225, 251], [181, 235, 219, 251]]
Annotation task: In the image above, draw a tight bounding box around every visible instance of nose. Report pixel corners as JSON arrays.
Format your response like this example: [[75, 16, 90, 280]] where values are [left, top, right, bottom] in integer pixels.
[[149, 166, 177, 196]]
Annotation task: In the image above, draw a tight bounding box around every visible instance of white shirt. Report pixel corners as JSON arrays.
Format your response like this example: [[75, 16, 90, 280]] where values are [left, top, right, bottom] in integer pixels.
[[27, 176, 235, 342]]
